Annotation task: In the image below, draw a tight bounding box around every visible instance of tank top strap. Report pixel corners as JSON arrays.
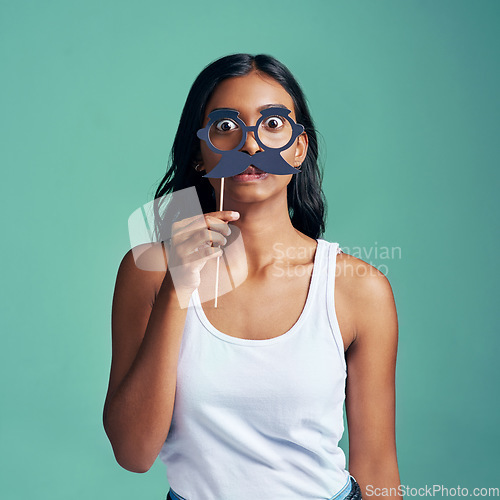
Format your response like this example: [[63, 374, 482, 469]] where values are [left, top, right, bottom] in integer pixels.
[[325, 241, 347, 373]]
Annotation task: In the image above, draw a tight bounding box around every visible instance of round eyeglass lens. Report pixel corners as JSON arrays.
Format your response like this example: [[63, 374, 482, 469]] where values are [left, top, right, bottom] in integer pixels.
[[209, 118, 243, 151], [258, 115, 293, 149]]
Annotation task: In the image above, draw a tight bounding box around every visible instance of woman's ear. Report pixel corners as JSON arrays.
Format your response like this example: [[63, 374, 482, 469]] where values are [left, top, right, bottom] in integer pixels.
[[192, 158, 205, 173], [294, 132, 308, 168], [194, 144, 209, 172]]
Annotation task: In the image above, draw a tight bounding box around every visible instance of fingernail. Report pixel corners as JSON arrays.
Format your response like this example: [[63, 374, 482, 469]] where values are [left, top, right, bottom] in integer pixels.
[[231, 211, 240, 218]]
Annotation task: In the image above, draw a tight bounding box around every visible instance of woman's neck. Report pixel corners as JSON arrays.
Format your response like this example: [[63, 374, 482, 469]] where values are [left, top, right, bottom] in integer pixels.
[[218, 193, 315, 273]]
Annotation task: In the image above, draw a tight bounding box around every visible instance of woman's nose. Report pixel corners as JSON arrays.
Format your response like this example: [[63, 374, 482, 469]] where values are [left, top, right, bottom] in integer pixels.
[[240, 129, 262, 155]]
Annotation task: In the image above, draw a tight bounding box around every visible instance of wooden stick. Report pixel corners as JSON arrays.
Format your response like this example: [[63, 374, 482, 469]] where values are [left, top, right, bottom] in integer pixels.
[[214, 177, 224, 308]]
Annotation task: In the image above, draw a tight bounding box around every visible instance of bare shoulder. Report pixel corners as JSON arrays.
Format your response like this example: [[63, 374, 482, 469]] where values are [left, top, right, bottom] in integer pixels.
[[115, 243, 168, 308], [335, 251, 394, 299], [335, 251, 397, 341]]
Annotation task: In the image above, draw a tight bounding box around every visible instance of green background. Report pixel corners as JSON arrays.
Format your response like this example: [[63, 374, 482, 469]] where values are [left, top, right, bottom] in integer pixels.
[[1, 0, 498, 498]]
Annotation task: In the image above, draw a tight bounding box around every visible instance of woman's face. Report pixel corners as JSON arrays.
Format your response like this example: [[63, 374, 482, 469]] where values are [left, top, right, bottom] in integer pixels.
[[198, 71, 308, 205]]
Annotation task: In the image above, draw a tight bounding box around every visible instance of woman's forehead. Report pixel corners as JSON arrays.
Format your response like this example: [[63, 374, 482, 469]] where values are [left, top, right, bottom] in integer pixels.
[[204, 72, 295, 120]]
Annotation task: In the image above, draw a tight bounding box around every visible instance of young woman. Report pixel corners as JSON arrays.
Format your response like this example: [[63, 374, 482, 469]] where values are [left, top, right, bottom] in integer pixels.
[[103, 54, 401, 500]]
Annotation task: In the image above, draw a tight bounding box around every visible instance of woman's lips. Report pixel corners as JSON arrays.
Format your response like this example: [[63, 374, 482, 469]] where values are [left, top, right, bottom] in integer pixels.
[[230, 166, 269, 182]]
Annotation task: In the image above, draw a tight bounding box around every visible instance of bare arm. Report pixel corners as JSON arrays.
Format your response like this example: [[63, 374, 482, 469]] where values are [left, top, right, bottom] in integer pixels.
[[345, 263, 402, 498], [103, 211, 236, 473], [103, 245, 189, 473]]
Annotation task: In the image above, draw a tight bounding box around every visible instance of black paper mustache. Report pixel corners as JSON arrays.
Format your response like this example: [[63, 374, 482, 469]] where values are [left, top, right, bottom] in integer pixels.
[[197, 107, 304, 179], [202, 149, 300, 178]]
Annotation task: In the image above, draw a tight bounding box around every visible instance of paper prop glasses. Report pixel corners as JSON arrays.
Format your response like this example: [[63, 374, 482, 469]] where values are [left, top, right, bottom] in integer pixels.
[[196, 107, 304, 178]]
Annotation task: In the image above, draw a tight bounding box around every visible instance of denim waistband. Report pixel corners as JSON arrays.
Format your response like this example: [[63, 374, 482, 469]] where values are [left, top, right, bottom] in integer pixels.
[[167, 475, 355, 500], [330, 475, 353, 500], [167, 489, 186, 500]]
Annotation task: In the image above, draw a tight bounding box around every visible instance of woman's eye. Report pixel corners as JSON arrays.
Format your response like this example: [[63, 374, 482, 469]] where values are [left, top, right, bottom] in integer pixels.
[[215, 119, 238, 132], [263, 116, 285, 129]]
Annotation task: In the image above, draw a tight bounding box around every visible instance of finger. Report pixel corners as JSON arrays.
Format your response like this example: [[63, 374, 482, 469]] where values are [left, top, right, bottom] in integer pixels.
[[174, 211, 238, 232], [182, 245, 223, 265], [204, 210, 240, 223], [198, 245, 223, 259], [171, 214, 207, 236], [172, 228, 227, 256], [168, 224, 208, 248], [205, 211, 239, 235], [190, 227, 227, 248], [204, 216, 232, 237], [172, 211, 238, 238]]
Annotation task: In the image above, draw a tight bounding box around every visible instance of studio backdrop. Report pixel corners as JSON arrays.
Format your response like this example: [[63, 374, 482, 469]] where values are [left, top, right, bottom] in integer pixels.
[[1, 0, 498, 498]]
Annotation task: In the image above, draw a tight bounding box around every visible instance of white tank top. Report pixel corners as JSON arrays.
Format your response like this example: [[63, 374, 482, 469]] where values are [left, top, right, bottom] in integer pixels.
[[159, 239, 350, 500]]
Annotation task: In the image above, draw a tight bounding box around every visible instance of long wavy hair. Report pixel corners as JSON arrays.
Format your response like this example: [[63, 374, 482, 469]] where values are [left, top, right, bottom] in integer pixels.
[[153, 53, 327, 240]]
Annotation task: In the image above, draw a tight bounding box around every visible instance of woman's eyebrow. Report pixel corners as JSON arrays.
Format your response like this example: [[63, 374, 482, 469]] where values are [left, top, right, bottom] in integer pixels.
[[257, 103, 289, 111], [209, 104, 290, 114], [208, 107, 239, 114]]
